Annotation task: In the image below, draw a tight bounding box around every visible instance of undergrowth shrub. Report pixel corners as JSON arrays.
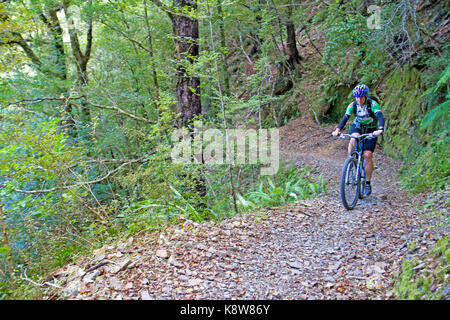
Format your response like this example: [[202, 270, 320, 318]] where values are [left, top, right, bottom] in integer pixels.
[[235, 165, 327, 211], [394, 236, 449, 300]]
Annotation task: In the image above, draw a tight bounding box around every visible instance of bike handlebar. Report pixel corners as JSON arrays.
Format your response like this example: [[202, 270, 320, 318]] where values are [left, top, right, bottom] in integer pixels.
[[337, 133, 375, 140]]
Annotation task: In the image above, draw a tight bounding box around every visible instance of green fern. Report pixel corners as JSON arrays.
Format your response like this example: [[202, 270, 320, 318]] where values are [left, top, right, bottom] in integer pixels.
[[420, 63, 450, 132], [419, 99, 450, 131], [423, 63, 450, 96]]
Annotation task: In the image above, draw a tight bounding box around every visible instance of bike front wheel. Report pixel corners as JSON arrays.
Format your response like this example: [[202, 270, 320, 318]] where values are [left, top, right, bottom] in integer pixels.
[[358, 160, 366, 199], [340, 157, 359, 210]]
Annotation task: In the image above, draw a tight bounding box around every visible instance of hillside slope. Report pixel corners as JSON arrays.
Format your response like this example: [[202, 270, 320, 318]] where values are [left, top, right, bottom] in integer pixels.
[[43, 118, 447, 300]]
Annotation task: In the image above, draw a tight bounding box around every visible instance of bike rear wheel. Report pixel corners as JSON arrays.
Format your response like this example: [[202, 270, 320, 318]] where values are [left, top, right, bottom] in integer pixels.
[[340, 157, 359, 210]]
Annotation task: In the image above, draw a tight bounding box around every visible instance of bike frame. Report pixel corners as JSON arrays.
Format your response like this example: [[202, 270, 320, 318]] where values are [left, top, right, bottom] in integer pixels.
[[340, 133, 374, 199], [351, 138, 366, 199]]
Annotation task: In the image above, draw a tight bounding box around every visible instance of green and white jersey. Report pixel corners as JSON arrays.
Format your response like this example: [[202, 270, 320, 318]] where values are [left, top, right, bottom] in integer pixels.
[[345, 99, 382, 128]]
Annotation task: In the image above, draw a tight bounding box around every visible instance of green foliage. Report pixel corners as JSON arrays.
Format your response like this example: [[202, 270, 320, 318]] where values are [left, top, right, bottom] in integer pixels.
[[384, 60, 449, 193], [399, 135, 449, 192], [123, 183, 206, 234], [419, 99, 449, 131], [235, 166, 327, 211], [0, 0, 447, 300], [310, 1, 389, 123], [320, 1, 385, 85], [394, 236, 449, 300], [0, 115, 100, 291], [420, 62, 450, 133]]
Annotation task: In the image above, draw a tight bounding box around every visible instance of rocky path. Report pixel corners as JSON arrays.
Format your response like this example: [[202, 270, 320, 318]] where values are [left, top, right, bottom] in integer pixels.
[[48, 119, 442, 300]]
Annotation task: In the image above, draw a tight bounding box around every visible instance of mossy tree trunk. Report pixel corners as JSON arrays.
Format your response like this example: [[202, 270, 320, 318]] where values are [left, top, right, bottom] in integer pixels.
[[286, 5, 301, 70], [152, 0, 206, 198]]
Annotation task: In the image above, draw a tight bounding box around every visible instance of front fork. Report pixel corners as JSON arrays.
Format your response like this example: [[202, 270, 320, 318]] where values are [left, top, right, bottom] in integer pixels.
[[355, 155, 367, 198], [351, 150, 366, 197]]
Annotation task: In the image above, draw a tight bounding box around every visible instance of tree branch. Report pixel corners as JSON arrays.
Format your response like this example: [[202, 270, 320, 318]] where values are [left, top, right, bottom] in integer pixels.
[[1, 96, 84, 107], [84, 0, 93, 61], [84, 97, 155, 123], [149, 0, 173, 20], [1, 152, 155, 195], [98, 19, 151, 54], [20, 268, 62, 289]]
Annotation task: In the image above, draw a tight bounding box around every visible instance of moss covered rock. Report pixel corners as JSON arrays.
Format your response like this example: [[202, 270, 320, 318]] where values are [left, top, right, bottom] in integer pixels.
[[382, 65, 427, 160]]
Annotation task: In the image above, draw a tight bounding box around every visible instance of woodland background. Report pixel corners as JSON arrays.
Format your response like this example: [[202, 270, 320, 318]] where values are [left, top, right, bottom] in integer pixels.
[[0, 0, 448, 299]]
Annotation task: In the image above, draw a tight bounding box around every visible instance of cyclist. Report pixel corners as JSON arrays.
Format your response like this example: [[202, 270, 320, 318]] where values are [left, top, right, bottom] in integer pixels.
[[332, 84, 385, 196]]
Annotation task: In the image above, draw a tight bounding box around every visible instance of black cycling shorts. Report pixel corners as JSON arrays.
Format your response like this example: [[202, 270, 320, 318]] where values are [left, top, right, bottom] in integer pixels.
[[349, 123, 377, 152]]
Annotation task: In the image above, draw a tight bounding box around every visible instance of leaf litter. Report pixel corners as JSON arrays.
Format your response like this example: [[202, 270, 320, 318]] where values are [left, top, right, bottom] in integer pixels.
[[46, 118, 448, 300]]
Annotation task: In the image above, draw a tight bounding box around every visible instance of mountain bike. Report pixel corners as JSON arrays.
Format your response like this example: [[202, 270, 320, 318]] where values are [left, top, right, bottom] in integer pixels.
[[338, 133, 375, 210]]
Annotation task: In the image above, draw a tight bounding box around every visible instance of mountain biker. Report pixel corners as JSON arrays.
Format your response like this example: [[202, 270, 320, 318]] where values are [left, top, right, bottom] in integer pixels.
[[332, 84, 385, 196]]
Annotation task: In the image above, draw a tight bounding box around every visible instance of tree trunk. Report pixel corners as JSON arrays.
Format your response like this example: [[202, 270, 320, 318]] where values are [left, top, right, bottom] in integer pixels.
[[158, 0, 206, 198], [217, 0, 230, 96], [170, 1, 202, 129], [143, 0, 161, 105], [63, 1, 93, 123], [286, 5, 301, 70], [174, 1, 205, 198]]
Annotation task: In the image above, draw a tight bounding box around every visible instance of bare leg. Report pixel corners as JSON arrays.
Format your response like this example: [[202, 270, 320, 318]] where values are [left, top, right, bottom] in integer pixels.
[[364, 150, 373, 181], [348, 133, 360, 156]]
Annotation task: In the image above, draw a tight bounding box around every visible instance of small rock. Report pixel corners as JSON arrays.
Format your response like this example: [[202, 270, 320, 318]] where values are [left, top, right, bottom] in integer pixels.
[[109, 252, 123, 258], [117, 243, 127, 252], [208, 247, 217, 254], [127, 237, 134, 246], [64, 280, 81, 297], [140, 290, 152, 300], [224, 263, 238, 271], [232, 221, 241, 228], [82, 270, 100, 283], [168, 255, 183, 267], [179, 275, 189, 281], [94, 252, 106, 262], [109, 277, 122, 290], [287, 261, 302, 269], [156, 249, 170, 259], [386, 290, 394, 299], [113, 258, 132, 273], [93, 248, 106, 256], [125, 282, 133, 290], [65, 266, 84, 283], [368, 264, 385, 275], [188, 278, 203, 286], [161, 286, 171, 294]]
